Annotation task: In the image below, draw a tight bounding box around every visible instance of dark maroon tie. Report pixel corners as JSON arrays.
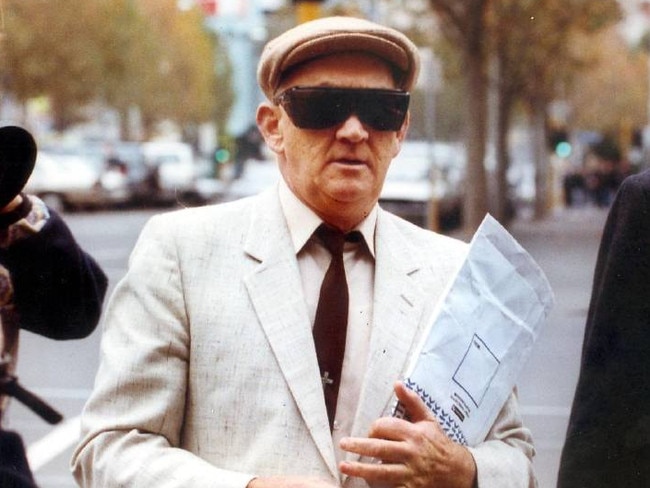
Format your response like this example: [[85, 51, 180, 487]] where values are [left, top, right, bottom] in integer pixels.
[[312, 224, 356, 431]]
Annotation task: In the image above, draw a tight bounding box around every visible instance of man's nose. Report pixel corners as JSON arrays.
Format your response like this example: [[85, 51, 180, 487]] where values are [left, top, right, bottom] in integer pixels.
[[336, 114, 369, 142]]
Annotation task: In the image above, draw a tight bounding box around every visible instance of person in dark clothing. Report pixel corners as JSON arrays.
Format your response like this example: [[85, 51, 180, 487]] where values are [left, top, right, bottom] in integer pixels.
[[0, 126, 108, 488], [558, 168, 650, 487]]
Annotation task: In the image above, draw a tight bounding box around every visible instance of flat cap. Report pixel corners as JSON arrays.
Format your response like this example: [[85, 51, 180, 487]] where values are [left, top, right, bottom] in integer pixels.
[[257, 16, 420, 100]]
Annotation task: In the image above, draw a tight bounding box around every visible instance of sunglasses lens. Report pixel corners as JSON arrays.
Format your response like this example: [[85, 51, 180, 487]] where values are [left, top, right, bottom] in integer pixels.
[[281, 89, 346, 129], [277, 88, 409, 131], [358, 94, 409, 131]]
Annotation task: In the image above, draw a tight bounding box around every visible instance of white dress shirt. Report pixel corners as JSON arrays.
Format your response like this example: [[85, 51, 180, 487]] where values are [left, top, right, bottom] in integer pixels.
[[278, 180, 376, 462]]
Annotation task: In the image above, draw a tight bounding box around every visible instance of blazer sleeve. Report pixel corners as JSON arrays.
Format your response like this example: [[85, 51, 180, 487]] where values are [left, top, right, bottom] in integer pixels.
[[0, 209, 108, 339], [71, 214, 257, 488], [468, 388, 536, 488]]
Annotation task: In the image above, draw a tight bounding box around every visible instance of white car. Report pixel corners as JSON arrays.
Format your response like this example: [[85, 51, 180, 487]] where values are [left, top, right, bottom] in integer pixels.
[[380, 141, 465, 231], [142, 141, 198, 199], [24, 150, 130, 212]]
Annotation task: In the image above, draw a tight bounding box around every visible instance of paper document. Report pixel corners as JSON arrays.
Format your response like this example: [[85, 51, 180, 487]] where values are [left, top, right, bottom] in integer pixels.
[[393, 214, 554, 446]]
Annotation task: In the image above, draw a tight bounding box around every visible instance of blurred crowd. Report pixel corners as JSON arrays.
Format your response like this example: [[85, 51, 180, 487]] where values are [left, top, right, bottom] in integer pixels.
[[562, 137, 637, 208]]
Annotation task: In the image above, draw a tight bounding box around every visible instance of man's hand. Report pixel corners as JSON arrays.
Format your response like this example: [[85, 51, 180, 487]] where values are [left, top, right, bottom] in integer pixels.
[[1, 195, 22, 214], [339, 381, 477, 488], [246, 476, 339, 488]]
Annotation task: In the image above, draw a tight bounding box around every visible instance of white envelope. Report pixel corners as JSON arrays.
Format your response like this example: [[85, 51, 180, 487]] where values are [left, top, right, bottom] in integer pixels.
[[393, 214, 555, 446]]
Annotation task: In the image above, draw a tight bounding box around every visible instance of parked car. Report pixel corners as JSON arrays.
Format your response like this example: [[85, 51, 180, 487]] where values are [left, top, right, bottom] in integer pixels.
[[90, 141, 152, 206], [141, 141, 201, 205], [221, 158, 281, 202], [380, 140, 465, 231], [24, 149, 131, 212], [79, 140, 208, 208]]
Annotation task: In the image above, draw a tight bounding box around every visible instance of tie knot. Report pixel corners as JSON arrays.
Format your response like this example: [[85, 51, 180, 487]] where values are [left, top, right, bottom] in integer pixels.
[[316, 224, 363, 257], [316, 224, 346, 256]]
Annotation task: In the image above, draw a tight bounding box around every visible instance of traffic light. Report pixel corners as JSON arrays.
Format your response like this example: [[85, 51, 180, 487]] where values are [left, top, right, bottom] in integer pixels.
[[548, 127, 572, 158], [214, 148, 230, 164]]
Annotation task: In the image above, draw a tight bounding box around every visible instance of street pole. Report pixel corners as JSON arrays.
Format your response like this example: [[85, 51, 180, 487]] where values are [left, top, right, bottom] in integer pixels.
[[206, 4, 267, 138]]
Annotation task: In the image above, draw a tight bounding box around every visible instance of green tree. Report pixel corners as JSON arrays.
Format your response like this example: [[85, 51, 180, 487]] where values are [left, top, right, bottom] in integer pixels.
[[570, 27, 647, 136], [2, 0, 105, 130], [425, 0, 621, 231], [95, 0, 156, 139], [135, 0, 230, 139], [0, 0, 232, 140], [490, 0, 621, 220]]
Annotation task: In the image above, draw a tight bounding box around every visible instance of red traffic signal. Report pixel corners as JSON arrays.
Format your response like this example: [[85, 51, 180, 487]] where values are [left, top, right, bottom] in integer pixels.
[[199, 0, 218, 16]]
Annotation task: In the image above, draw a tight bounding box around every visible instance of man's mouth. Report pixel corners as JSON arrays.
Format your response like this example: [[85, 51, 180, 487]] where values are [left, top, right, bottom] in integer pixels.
[[333, 158, 366, 166]]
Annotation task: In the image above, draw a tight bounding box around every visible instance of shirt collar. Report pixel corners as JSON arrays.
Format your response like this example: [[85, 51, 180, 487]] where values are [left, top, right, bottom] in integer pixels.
[[278, 179, 377, 257]]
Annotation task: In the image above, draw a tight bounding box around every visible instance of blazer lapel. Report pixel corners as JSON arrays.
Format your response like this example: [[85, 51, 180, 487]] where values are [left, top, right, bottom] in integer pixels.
[[242, 189, 339, 478], [350, 212, 431, 442]]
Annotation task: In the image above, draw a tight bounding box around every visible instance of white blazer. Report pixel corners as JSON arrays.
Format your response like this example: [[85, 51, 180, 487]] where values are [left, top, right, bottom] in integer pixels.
[[72, 187, 536, 488]]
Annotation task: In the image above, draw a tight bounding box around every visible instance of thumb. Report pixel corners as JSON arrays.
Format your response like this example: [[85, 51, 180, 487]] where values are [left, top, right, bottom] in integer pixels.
[[394, 381, 436, 424]]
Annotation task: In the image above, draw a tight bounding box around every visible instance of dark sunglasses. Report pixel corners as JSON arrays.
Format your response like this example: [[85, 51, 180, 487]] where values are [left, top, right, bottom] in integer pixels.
[[274, 86, 410, 131]]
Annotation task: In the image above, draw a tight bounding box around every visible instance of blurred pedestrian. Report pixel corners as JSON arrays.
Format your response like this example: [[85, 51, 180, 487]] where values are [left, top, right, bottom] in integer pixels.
[[0, 126, 108, 487], [558, 169, 650, 487], [233, 124, 264, 179], [72, 17, 536, 488]]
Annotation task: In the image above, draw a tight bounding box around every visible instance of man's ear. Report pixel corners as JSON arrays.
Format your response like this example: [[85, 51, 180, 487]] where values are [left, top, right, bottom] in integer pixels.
[[397, 110, 410, 143], [392, 111, 410, 157], [256, 102, 284, 155]]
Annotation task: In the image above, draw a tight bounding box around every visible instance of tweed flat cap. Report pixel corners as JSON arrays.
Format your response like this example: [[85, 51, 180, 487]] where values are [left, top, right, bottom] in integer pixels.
[[257, 16, 420, 100]]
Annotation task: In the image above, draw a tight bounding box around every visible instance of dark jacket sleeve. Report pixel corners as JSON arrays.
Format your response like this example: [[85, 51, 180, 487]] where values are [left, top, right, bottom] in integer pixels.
[[0, 210, 108, 340], [557, 169, 650, 487]]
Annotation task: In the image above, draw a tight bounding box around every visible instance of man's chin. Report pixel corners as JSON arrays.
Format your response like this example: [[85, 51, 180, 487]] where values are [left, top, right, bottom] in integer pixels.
[[330, 189, 374, 207], [325, 179, 378, 202]]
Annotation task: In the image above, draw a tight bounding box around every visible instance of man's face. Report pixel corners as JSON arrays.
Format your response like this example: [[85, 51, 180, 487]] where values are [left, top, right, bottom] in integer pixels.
[[257, 52, 409, 230]]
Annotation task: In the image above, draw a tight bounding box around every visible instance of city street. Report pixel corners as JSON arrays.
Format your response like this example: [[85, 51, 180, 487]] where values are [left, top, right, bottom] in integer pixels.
[[4, 204, 609, 488]]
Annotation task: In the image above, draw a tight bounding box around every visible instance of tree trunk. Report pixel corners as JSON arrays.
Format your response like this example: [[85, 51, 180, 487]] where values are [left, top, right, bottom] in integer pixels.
[[428, 0, 490, 237], [494, 73, 513, 225], [462, 39, 489, 237]]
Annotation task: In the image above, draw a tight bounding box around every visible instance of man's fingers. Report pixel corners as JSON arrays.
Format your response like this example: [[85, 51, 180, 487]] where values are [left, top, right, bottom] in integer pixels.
[[394, 381, 436, 423], [339, 459, 408, 485], [339, 436, 409, 463]]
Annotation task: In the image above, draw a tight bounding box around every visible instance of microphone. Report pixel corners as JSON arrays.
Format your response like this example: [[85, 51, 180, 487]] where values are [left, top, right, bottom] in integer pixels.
[[0, 126, 37, 209]]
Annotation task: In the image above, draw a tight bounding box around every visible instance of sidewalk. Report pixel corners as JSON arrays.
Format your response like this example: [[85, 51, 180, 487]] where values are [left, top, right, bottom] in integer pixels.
[[509, 205, 608, 242]]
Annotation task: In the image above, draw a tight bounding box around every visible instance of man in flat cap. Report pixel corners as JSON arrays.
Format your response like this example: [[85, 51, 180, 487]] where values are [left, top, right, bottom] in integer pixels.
[[72, 17, 536, 488]]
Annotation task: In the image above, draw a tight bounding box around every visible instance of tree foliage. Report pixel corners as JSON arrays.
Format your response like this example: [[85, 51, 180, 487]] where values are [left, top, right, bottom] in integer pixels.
[[2, 0, 105, 128], [569, 27, 647, 135], [488, 0, 621, 220], [492, 0, 622, 105], [0, 0, 232, 139], [423, 0, 621, 231]]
